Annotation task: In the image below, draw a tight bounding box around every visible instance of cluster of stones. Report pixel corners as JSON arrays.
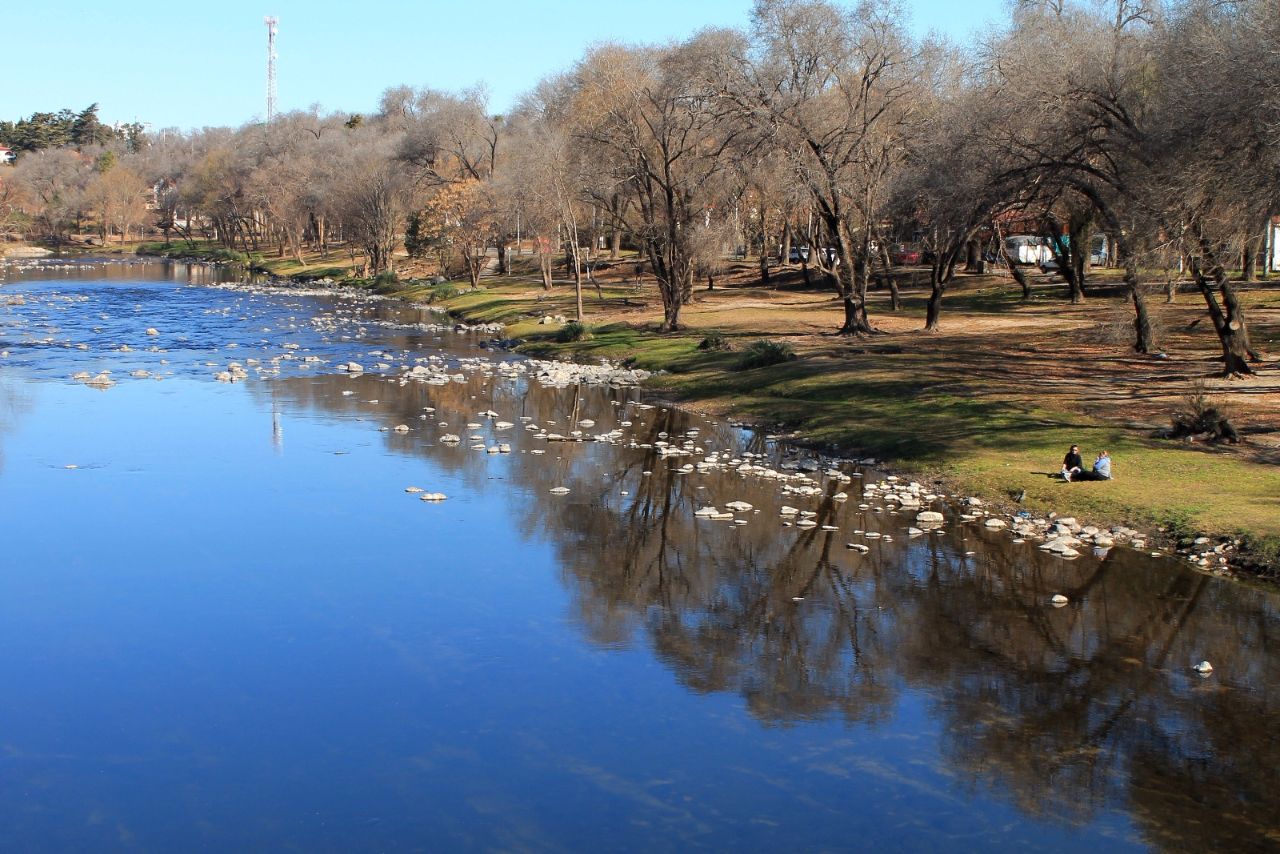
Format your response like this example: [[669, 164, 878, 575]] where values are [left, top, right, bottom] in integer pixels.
[[71, 370, 115, 389], [405, 486, 448, 502], [214, 362, 250, 382], [925, 498, 1149, 560], [1176, 535, 1240, 575]]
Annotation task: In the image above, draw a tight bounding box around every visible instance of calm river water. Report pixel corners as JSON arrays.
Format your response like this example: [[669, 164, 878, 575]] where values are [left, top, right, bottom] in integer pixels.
[[0, 260, 1276, 851]]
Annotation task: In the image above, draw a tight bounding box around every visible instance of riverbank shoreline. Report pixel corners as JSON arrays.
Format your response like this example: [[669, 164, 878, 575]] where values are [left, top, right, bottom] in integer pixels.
[[206, 269, 1278, 581], [11, 251, 1276, 579], [411, 276, 1280, 582]]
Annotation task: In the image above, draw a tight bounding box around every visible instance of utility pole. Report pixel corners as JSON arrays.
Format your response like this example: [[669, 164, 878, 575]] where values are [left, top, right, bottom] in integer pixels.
[[265, 16, 279, 121]]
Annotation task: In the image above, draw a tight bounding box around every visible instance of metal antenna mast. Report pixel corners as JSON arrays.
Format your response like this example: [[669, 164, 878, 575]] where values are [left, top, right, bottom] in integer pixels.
[[264, 16, 279, 121]]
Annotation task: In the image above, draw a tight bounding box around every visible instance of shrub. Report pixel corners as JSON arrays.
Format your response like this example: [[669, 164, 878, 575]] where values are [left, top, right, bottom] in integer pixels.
[[697, 331, 731, 351], [371, 270, 401, 292], [555, 321, 593, 343], [1167, 379, 1239, 443], [1236, 534, 1280, 580], [208, 247, 249, 263], [429, 282, 459, 302], [736, 339, 795, 370]]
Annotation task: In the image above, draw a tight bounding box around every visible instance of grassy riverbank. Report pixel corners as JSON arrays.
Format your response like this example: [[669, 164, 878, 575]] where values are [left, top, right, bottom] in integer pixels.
[[428, 265, 1280, 574]]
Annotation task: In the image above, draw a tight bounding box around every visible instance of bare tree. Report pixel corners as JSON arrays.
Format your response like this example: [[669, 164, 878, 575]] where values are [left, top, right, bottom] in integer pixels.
[[720, 0, 921, 335], [572, 35, 747, 331], [335, 132, 416, 276]]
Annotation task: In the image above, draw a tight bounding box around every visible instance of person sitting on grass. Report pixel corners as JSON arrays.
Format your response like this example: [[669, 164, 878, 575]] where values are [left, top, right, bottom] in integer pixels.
[[1061, 445, 1084, 482], [1076, 451, 1112, 481]]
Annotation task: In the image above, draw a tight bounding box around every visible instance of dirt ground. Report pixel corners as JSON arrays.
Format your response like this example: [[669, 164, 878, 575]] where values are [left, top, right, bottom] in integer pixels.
[[515, 257, 1280, 462]]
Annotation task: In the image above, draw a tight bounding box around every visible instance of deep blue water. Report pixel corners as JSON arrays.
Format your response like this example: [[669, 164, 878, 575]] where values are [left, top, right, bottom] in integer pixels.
[[0, 260, 1276, 851]]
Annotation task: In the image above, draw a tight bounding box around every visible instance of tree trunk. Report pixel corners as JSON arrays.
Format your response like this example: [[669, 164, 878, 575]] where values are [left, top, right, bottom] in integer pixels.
[[1195, 257, 1253, 376], [1125, 260, 1152, 354], [609, 194, 624, 260], [1241, 238, 1259, 282], [781, 223, 793, 269], [964, 239, 984, 273], [571, 244, 584, 321], [836, 252, 875, 335], [876, 240, 900, 310], [497, 240, 508, 276], [575, 268, 584, 322], [539, 252, 553, 291], [925, 265, 944, 332], [758, 224, 771, 284], [1069, 216, 1090, 298]]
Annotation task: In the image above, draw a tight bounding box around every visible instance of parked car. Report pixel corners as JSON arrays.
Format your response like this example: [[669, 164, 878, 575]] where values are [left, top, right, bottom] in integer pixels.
[[788, 245, 840, 266], [889, 243, 922, 265]]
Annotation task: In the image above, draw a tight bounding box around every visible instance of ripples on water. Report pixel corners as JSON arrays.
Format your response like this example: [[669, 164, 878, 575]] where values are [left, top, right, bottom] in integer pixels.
[[0, 260, 1277, 851]]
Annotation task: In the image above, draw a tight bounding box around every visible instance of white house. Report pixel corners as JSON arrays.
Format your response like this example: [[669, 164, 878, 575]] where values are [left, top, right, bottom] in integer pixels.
[[0, 146, 15, 164]]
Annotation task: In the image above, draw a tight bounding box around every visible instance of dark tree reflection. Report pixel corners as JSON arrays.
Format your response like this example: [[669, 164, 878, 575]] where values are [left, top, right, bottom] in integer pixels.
[[257, 337, 1280, 850]]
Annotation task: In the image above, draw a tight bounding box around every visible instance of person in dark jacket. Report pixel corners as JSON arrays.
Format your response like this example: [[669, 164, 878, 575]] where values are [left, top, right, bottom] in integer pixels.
[[1061, 445, 1083, 482]]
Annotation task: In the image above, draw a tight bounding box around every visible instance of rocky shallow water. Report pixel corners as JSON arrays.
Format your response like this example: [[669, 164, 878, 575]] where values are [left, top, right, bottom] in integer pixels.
[[1, 259, 1277, 850]]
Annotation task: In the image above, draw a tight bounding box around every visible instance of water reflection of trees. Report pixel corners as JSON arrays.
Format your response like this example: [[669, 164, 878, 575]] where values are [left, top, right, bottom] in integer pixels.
[[259, 363, 1280, 849]]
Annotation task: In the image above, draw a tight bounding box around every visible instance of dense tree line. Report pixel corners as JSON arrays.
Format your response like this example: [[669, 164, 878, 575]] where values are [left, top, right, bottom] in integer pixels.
[[1, 0, 1274, 374], [0, 104, 144, 154]]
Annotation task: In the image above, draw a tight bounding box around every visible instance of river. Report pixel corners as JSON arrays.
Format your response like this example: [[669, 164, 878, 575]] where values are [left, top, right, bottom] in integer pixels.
[[0, 259, 1276, 851]]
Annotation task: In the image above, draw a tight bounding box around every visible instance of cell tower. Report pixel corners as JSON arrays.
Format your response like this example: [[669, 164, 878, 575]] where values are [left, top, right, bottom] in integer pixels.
[[264, 16, 279, 121]]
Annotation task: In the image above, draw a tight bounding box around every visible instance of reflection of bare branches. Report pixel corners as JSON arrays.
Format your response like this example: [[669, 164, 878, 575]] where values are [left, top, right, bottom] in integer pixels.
[[256, 359, 1280, 849]]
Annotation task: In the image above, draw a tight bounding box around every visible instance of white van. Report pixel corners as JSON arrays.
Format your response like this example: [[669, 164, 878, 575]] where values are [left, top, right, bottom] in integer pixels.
[[1003, 235, 1054, 265]]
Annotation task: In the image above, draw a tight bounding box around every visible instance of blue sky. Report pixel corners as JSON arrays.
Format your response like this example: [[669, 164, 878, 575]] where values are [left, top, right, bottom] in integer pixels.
[[5, 0, 1006, 131]]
